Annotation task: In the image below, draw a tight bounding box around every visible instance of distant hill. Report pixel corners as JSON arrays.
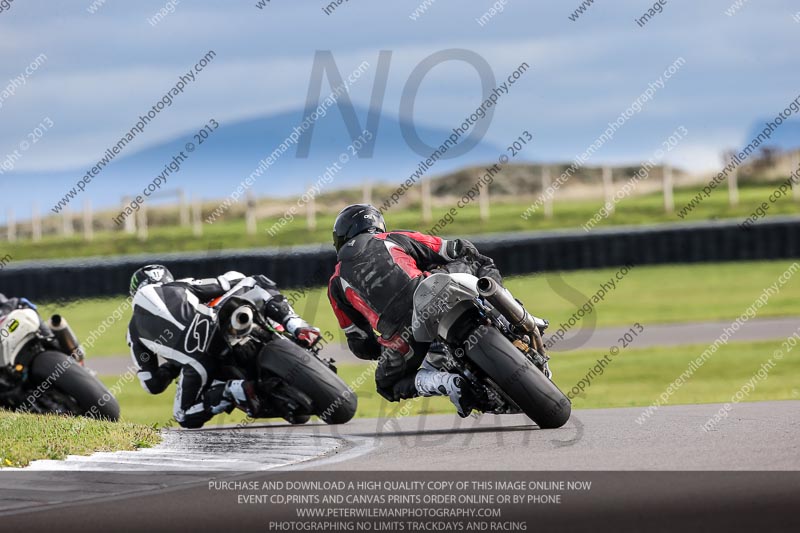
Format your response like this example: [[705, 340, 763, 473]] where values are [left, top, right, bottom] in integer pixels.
[[743, 118, 800, 152], [2, 106, 505, 220], [735, 118, 800, 182]]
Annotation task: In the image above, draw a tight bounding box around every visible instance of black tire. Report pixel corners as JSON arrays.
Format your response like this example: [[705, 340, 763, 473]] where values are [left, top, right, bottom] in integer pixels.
[[259, 337, 357, 425], [465, 328, 571, 429], [285, 414, 312, 425], [29, 351, 120, 421]]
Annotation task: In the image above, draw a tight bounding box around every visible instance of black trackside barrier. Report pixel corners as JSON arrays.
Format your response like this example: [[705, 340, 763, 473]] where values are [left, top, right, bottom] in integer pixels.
[[1, 217, 798, 301]]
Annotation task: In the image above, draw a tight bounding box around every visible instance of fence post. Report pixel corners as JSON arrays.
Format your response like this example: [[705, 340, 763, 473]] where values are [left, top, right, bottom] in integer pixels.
[[479, 179, 490, 222], [32, 203, 42, 242], [179, 188, 190, 227], [192, 197, 203, 236], [306, 183, 317, 231], [662, 165, 674, 213], [728, 166, 739, 207], [246, 192, 257, 235], [602, 166, 614, 215], [793, 150, 800, 202], [726, 150, 739, 207], [363, 179, 373, 204], [6, 209, 15, 243], [123, 197, 136, 234], [421, 178, 432, 223], [542, 166, 553, 219], [137, 203, 148, 241], [83, 199, 94, 241], [62, 207, 74, 237]]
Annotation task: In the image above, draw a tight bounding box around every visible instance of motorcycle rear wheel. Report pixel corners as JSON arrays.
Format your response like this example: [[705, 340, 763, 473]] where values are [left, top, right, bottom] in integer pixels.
[[258, 337, 357, 425], [465, 328, 571, 429]]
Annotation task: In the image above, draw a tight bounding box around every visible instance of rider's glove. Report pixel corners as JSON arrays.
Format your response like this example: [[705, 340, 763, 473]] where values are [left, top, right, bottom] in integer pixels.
[[251, 274, 278, 291], [286, 317, 321, 348], [446, 239, 503, 285], [445, 239, 476, 259]]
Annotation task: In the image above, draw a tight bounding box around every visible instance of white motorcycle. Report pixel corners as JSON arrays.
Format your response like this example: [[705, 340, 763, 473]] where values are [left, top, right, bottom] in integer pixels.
[[0, 304, 119, 421]]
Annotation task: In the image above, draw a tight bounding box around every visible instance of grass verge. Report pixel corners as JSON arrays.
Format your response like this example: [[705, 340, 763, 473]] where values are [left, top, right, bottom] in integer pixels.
[[0, 412, 160, 468]]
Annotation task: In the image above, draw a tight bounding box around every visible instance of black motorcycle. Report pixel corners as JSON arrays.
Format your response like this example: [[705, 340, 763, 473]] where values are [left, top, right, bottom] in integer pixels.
[[0, 305, 120, 421], [412, 272, 571, 428], [209, 294, 357, 426]]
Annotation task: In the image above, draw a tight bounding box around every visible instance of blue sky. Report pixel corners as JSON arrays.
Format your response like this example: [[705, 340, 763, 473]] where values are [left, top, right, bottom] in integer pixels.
[[0, 0, 798, 186]]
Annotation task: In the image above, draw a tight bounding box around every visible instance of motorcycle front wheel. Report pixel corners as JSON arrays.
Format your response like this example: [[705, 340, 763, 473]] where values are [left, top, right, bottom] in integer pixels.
[[29, 351, 120, 421]]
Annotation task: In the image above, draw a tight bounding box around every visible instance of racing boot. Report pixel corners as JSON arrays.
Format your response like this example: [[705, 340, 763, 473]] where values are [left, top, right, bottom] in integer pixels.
[[414, 369, 476, 418], [224, 380, 261, 417], [203, 381, 235, 415]]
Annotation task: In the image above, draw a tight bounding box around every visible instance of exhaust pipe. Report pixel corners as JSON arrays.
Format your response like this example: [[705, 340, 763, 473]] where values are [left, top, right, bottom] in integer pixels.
[[48, 315, 86, 363], [231, 307, 254, 335], [476, 277, 546, 353]]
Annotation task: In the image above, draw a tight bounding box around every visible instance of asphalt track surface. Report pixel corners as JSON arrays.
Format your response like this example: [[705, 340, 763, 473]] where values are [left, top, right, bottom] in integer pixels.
[[87, 316, 800, 374], [1, 401, 798, 532], [289, 400, 800, 471]]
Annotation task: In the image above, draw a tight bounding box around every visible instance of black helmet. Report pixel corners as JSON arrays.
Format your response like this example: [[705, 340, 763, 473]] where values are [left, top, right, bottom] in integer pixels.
[[130, 265, 174, 296], [332, 204, 386, 251]]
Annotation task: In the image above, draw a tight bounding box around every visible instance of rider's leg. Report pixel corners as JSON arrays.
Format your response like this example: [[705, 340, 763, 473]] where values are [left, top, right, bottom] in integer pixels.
[[376, 340, 476, 418], [414, 369, 475, 418], [173, 367, 216, 429], [375, 340, 428, 402], [414, 343, 476, 418], [222, 379, 260, 415], [171, 355, 253, 428]]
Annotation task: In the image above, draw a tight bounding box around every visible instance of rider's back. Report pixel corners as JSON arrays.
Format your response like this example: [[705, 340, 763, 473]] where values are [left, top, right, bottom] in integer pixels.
[[130, 282, 215, 357], [335, 231, 436, 338]]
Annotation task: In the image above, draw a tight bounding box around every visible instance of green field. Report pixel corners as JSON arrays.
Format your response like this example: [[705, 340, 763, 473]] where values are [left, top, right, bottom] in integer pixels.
[[0, 411, 159, 467], [105, 338, 800, 427], [6, 183, 800, 261], [38, 260, 800, 358]]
